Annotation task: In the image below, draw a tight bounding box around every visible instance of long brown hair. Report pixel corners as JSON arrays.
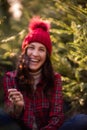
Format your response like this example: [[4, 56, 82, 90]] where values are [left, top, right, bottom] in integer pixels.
[[16, 46, 55, 97]]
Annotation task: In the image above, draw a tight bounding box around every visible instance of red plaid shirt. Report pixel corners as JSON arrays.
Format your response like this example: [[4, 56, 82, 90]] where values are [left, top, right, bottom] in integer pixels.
[[3, 71, 64, 130]]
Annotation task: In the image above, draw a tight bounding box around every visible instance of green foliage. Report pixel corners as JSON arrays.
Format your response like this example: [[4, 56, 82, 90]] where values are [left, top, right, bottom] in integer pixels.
[[50, 0, 87, 114]]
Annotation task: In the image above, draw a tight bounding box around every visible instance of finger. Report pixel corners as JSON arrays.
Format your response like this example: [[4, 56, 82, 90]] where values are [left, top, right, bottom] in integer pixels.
[[9, 92, 23, 102], [8, 95, 13, 102], [8, 89, 17, 93], [8, 91, 21, 98], [14, 97, 21, 102], [8, 95, 20, 103]]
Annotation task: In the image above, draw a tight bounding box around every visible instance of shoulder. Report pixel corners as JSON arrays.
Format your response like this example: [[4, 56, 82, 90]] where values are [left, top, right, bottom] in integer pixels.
[[3, 70, 17, 82], [4, 70, 17, 79], [54, 72, 62, 89], [3, 70, 17, 89], [54, 72, 61, 79]]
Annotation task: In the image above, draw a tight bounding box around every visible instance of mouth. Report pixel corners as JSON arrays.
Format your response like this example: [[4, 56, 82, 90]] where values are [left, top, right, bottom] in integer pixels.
[[29, 58, 40, 64]]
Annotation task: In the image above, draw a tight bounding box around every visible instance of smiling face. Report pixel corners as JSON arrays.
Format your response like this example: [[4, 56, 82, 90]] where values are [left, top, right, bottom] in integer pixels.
[[26, 42, 47, 72]]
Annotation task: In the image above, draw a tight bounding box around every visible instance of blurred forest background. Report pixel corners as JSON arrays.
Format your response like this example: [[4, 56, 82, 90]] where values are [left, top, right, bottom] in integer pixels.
[[0, 0, 87, 118]]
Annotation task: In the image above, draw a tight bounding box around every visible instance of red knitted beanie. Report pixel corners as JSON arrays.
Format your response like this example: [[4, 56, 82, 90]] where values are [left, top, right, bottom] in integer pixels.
[[22, 16, 52, 55]]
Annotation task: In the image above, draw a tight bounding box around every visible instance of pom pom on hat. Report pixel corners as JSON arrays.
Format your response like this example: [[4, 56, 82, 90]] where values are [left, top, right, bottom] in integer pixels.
[[29, 16, 50, 32], [22, 16, 52, 55]]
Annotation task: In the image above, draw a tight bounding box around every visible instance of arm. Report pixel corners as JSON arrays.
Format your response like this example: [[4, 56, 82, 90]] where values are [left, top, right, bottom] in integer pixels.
[[41, 73, 64, 130], [3, 72, 24, 118], [8, 88, 24, 116]]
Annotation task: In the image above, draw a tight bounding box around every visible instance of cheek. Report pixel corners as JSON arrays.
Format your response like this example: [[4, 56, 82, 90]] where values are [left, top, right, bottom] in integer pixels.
[[42, 54, 46, 63], [27, 50, 31, 56]]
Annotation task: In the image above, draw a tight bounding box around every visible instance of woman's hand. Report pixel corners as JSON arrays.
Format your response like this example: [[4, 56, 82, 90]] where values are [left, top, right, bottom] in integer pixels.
[[8, 89, 24, 114]]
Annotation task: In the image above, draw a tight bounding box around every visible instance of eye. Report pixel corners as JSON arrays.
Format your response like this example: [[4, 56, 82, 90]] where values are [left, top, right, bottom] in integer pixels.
[[28, 46, 34, 50], [39, 48, 46, 52]]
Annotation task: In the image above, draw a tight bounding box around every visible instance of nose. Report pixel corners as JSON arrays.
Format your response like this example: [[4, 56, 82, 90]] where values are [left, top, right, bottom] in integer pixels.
[[32, 49, 39, 56]]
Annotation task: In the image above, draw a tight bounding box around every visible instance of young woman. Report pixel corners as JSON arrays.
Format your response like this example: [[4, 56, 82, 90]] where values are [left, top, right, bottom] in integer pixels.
[[3, 16, 64, 130], [2, 16, 87, 130]]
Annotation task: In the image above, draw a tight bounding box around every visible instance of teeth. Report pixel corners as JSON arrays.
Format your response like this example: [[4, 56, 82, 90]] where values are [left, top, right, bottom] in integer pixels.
[[30, 59, 39, 62]]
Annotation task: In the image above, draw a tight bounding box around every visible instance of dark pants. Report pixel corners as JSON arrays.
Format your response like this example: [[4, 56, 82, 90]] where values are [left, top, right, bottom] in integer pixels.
[[59, 114, 87, 130], [0, 108, 87, 130], [0, 108, 31, 130], [0, 109, 21, 130]]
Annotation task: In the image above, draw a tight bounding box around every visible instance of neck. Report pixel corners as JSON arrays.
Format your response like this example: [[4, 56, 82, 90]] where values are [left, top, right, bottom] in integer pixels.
[[29, 69, 41, 76], [29, 69, 42, 80], [30, 69, 42, 89]]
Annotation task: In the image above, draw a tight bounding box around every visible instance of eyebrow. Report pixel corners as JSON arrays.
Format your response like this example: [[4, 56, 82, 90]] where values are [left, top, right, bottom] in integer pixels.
[[29, 44, 46, 49]]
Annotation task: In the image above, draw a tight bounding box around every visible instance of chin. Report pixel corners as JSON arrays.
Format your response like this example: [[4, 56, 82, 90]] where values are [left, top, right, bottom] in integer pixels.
[[29, 68, 41, 73]]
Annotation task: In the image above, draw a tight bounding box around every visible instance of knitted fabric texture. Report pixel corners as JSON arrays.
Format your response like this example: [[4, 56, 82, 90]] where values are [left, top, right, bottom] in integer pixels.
[[22, 16, 52, 55]]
